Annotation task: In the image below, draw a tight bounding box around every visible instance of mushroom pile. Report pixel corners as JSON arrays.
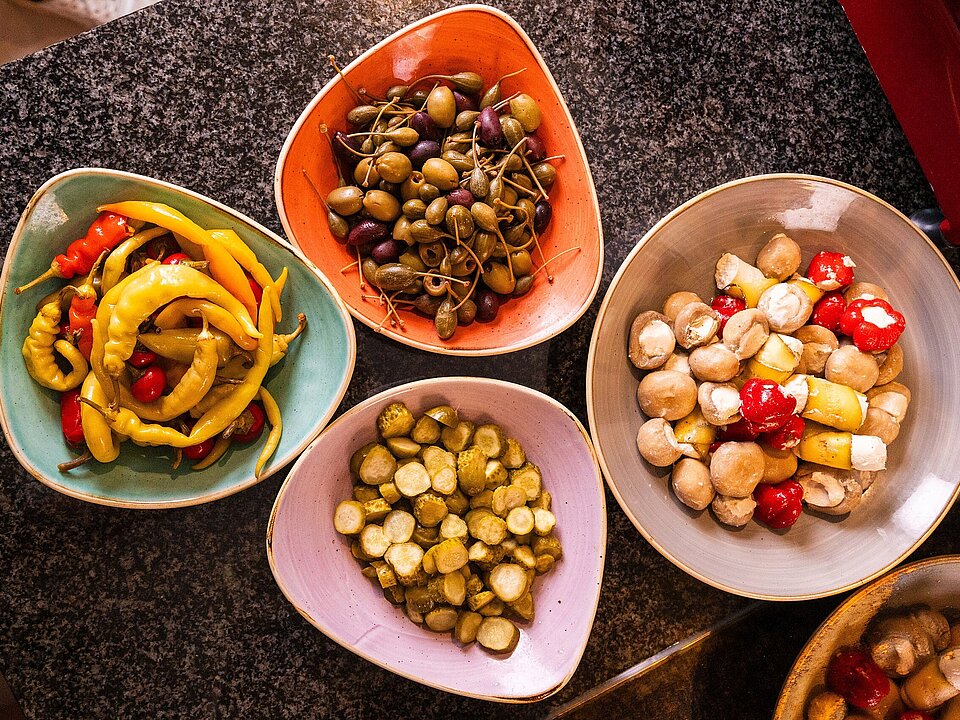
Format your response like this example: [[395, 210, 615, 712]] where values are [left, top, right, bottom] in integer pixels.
[[807, 605, 960, 719], [627, 233, 911, 530]]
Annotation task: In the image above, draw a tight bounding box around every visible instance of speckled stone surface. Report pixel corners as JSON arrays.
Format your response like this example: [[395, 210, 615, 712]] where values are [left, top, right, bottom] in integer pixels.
[[0, 0, 956, 718]]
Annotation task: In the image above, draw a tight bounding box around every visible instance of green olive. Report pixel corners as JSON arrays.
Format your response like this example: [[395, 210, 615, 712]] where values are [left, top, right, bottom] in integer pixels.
[[457, 298, 477, 325], [434, 297, 458, 339], [441, 150, 473, 174], [418, 182, 441, 203], [326, 210, 349, 239], [471, 202, 499, 232], [363, 190, 401, 222], [354, 158, 380, 188], [410, 219, 447, 243], [386, 127, 419, 147], [513, 274, 534, 297], [500, 116, 525, 148], [423, 273, 449, 297], [469, 167, 490, 199], [379, 180, 400, 195], [361, 258, 380, 288], [402, 199, 427, 220], [425, 197, 449, 226], [483, 262, 516, 294], [456, 110, 480, 131], [393, 216, 413, 245], [452, 258, 476, 277], [375, 141, 400, 156], [510, 249, 533, 275], [401, 171, 426, 201], [421, 158, 459, 191], [399, 250, 427, 273], [510, 94, 541, 132], [418, 241, 445, 268], [347, 105, 379, 125], [532, 162, 557, 187], [473, 231, 497, 263], [426, 86, 456, 128], [445, 205, 474, 239], [326, 185, 364, 216], [375, 151, 413, 183], [501, 155, 523, 172]]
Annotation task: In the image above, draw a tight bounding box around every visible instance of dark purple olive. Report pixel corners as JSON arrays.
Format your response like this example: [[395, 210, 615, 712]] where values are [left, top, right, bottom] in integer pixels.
[[476, 290, 500, 322], [453, 90, 478, 113], [409, 140, 441, 169], [347, 219, 389, 246], [478, 107, 503, 146], [446, 187, 474, 207], [409, 112, 437, 141], [534, 199, 552, 234], [371, 239, 404, 262], [525, 133, 546, 161], [333, 131, 361, 167]]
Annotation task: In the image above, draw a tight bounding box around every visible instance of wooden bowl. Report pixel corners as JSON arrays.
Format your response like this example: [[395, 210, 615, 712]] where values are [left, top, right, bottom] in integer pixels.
[[267, 377, 606, 701], [586, 173, 960, 599], [775, 555, 960, 718], [0, 168, 356, 508], [274, 5, 603, 355]]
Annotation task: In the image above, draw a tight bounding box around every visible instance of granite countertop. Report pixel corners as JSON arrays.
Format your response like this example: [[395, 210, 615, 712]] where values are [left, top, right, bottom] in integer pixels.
[[0, 0, 957, 717]]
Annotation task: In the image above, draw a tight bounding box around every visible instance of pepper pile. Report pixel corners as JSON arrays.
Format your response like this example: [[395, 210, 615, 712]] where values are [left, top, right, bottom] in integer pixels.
[[317, 63, 574, 339], [627, 233, 910, 532], [18, 202, 307, 475]]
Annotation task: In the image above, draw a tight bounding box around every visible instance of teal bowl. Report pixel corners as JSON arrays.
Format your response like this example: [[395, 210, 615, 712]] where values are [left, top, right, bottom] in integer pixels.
[[0, 168, 356, 508]]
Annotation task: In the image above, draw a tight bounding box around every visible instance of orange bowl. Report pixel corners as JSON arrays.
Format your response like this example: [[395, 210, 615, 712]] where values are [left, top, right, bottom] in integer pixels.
[[274, 5, 603, 355]]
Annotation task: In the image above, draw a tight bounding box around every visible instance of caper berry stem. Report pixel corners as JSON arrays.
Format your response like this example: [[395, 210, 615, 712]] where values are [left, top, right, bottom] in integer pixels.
[[339, 260, 359, 273], [450, 267, 482, 312], [301, 169, 329, 210], [531, 246, 581, 280], [491, 91, 522, 113], [328, 55, 364, 103], [521, 155, 550, 200], [494, 137, 528, 182], [501, 176, 539, 197], [317, 125, 347, 185]]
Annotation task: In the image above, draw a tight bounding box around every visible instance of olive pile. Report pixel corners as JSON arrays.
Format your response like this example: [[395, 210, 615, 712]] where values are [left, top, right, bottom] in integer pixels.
[[322, 68, 562, 339]]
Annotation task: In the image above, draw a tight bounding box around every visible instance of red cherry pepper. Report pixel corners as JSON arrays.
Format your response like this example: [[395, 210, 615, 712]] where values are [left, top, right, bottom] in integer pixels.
[[128, 349, 158, 368], [161, 252, 192, 265], [67, 292, 97, 360], [827, 646, 891, 709], [183, 438, 216, 461], [811, 291, 846, 332], [717, 417, 761, 442], [711, 295, 746, 333], [131, 366, 167, 403], [807, 250, 856, 290], [60, 389, 85, 446], [753, 479, 804, 529], [246, 272, 263, 308], [15, 212, 132, 294], [739, 379, 796, 432], [231, 403, 266, 443], [838, 298, 906, 352], [764, 416, 805, 450], [898, 712, 936, 720]]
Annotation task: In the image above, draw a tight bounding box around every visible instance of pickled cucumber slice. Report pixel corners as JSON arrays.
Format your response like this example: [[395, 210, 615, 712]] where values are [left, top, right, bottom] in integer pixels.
[[359, 445, 397, 485], [333, 500, 365, 535], [378, 402, 416, 438]]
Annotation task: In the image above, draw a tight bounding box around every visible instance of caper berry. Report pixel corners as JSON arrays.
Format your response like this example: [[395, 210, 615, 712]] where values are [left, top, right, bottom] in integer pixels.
[[434, 297, 458, 339], [413, 293, 442, 316], [326, 185, 364, 216], [410, 219, 447, 243], [425, 197, 449, 226], [532, 162, 557, 187], [469, 167, 490, 199], [448, 71, 483, 94], [421, 158, 459, 191], [516, 199, 536, 224], [363, 190, 401, 222], [455, 110, 480, 131], [347, 105, 379, 125], [375, 263, 420, 291], [500, 116, 525, 148], [409, 88, 430, 105], [399, 250, 427, 272], [471, 202, 499, 232], [510, 172, 533, 191], [386, 84, 409, 100], [426, 86, 456, 128], [402, 199, 427, 220], [501, 186, 518, 207], [473, 231, 497, 263], [510, 249, 533, 276], [486, 177, 504, 203], [375, 151, 413, 183], [503, 223, 525, 245], [441, 150, 473, 174], [512, 274, 534, 297], [393, 216, 413, 245], [445, 205, 474, 239], [457, 298, 477, 325], [361, 257, 380, 288], [326, 210, 349, 239]]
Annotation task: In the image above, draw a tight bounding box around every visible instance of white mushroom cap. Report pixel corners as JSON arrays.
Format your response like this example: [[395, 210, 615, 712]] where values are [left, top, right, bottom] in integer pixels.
[[636, 418, 683, 467], [722, 309, 770, 360], [662, 291, 702, 322], [662, 350, 692, 376], [756, 234, 802, 281], [671, 458, 715, 511], [875, 344, 904, 386], [698, 382, 742, 426], [797, 463, 863, 515], [825, 345, 880, 393], [844, 281, 890, 304], [628, 311, 676, 370], [794, 325, 839, 376], [712, 494, 756, 527], [673, 302, 720, 349], [636, 370, 698, 421], [858, 407, 900, 444], [688, 343, 740, 382], [940, 649, 960, 691], [709, 441, 764, 497], [757, 283, 813, 333]]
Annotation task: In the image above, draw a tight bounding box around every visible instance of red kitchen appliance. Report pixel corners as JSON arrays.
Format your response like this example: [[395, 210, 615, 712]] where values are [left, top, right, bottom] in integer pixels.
[[841, 0, 960, 248]]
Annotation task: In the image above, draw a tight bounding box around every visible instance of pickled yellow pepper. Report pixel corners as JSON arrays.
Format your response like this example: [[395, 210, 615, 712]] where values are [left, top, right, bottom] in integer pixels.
[[22, 290, 88, 391]]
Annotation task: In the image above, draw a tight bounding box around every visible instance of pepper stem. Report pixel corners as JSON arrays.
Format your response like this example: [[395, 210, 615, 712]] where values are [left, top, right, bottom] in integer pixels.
[[14, 267, 60, 295], [58, 451, 93, 472]]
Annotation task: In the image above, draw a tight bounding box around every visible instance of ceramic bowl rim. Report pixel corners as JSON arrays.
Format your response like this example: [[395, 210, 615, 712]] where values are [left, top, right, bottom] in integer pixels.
[[773, 553, 960, 718], [585, 172, 960, 601], [0, 167, 358, 509], [273, 3, 605, 357], [265, 375, 608, 702]]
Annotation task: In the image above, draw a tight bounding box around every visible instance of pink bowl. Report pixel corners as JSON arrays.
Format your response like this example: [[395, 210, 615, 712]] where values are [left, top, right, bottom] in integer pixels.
[[266, 377, 606, 702]]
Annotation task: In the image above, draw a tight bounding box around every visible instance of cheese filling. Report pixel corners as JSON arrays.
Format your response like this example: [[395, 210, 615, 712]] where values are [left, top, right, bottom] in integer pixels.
[[851, 435, 887, 471], [759, 284, 807, 329], [861, 305, 897, 329]]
